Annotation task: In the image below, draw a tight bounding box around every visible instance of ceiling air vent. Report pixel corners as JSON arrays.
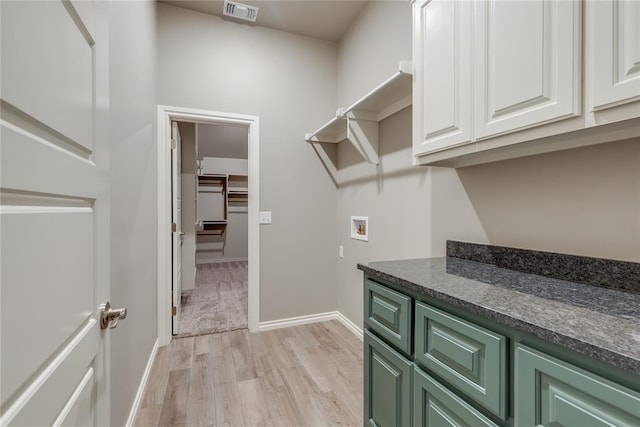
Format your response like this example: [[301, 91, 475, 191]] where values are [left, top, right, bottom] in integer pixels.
[[223, 0, 259, 23]]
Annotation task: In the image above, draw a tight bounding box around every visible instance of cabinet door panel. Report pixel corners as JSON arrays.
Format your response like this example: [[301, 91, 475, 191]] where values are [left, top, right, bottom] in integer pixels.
[[413, 367, 497, 427], [474, 0, 581, 139], [413, 0, 472, 156], [589, 0, 640, 111], [414, 302, 507, 420], [515, 344, 640, 427], [364, 330, 412, 427], [365, 279, 412, 356]]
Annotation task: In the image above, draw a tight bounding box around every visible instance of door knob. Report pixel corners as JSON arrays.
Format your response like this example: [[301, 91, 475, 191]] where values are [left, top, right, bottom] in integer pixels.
[[99, 302, 127, 329]]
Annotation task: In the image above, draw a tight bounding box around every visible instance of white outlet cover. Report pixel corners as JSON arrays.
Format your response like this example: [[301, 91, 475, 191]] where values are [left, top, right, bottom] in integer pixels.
[[259, 211, 272, 224]]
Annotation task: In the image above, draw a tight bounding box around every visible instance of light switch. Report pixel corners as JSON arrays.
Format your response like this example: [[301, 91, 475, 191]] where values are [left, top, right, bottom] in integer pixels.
[[259, 211, 272, 224]]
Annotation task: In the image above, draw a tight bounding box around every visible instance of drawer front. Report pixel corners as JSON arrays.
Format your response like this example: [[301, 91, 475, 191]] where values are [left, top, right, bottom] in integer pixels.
[[515, 344, 640, 427], [413, 366, 498, 427], [414, 302, 507, 420], [364, 330, 412, 427], [364, 279, 412, 355]]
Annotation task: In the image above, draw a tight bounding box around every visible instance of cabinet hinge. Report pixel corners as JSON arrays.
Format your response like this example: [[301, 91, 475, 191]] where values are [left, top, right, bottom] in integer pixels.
[[171, 223, 177, 232]]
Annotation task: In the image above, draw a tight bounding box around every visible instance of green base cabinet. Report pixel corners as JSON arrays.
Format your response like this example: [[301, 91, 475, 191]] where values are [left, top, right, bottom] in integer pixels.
[[413, 366, 498, 427], [364, 329, 412, 427], [363, 274, 640, 427], [515, 344, 640, 427]]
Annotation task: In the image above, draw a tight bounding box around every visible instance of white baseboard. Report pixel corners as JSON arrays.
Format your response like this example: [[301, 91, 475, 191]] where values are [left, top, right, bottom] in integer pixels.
[[334, 311, 364, 341], [258, 311, 363, 340], [125, 338, 159, 427], [196, 257, 248, 264]]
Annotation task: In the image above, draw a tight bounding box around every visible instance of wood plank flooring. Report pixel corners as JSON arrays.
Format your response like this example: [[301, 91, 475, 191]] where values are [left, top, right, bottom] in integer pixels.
[[134, 320, 363, 426]]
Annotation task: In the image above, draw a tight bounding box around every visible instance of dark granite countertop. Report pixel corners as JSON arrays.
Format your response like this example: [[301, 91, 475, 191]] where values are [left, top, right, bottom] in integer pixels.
[[358, 256, 640, 375]]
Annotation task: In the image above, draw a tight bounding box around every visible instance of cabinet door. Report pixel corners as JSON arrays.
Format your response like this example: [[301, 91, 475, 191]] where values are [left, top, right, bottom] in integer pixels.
[[364, 330, 412, 427], [414, 302, 507, 420], [413, 367, 498, 427], [364, 279, 412, 356], [413, 0, 472, 156], [473, 0, 581, 139], [588, 0, 640, 112], [515, 344, 640, 427]]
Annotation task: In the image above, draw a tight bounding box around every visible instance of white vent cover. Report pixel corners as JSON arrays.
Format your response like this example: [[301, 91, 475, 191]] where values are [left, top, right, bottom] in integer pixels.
[[223, 0, 259, 23]]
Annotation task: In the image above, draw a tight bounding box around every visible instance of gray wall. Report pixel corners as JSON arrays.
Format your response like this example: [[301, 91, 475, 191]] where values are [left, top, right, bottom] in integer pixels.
[[458, 138, 640, 262], [157, 3, 338, 322], [335, 1, 487, 327], [198, 123, 248, 159], [108, 1, 158, 425], [335, 1, 640, 329], [337, 1, 414, 107], [335, 0, 488, 327]]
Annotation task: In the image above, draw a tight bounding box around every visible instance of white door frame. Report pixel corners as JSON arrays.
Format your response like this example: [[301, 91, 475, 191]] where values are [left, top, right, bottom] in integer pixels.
[[157, 105, 260, 346]]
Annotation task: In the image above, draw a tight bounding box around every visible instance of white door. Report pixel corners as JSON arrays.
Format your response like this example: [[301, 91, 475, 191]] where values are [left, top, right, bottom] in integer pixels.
[[172, 121, 183, 334], [413, 0, 472, 156], [473, 0, 581, 139], [1, 1, 112, 426]]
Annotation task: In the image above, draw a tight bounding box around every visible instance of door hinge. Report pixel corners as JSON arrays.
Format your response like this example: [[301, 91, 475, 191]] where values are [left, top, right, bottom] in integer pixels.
[[171, 222, 177, 232], [171, 138, 177, 150], [172, 306, 177, 316]]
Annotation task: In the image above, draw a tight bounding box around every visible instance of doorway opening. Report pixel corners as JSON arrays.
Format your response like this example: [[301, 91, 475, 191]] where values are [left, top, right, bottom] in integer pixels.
[[175, 122, 249, 337], [157, 106, 259, 346]]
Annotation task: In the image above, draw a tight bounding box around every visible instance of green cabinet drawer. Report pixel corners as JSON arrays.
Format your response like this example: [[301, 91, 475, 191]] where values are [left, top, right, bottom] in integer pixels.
[[413, 366, 498, 427], [365, 279, 412, 355], [515, 344, 640, 427], [414, 302, 507, 420], [364, 329, 412, 427]]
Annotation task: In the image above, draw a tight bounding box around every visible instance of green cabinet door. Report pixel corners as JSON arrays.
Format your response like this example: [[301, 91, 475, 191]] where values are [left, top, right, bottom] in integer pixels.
[[515, 344, 640, 427], [413, 366, 498, 427], [365, 278, 412, 356], [364, 330, 412, 427], [414, 302, 507, 419]]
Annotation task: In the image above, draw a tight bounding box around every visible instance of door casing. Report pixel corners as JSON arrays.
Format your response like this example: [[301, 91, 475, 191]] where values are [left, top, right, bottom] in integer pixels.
[[156, 105, 260, 346]]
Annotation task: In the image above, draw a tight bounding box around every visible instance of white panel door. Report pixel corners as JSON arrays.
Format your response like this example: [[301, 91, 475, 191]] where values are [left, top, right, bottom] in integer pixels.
[[1, 1, 110, 426], [474, 0, 581, 139], [413, 0, 472, 156], [588, 0, 640, 111], [172, 121, 183, 334]]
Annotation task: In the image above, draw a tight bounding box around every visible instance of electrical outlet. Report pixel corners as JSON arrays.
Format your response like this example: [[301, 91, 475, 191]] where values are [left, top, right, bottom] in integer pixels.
[[339, 245, 344, 258], [259, 211, 272, 224]]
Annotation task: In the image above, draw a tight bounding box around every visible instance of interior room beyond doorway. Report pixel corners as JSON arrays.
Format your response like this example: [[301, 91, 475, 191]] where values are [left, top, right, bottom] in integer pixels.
[[175, 121, 249, 337]]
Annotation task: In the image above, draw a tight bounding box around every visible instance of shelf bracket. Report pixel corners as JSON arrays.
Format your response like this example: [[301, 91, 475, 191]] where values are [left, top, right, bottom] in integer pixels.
[[310, 142, 338, 185], [347, 114, 379, 165]]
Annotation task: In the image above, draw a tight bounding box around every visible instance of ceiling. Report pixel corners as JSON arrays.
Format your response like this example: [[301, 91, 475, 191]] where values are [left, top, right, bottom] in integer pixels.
[[159, 0, 369, 42]]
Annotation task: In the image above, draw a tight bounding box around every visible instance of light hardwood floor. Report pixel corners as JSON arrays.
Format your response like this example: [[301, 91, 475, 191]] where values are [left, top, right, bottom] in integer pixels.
[[134, 320, 363, 426]]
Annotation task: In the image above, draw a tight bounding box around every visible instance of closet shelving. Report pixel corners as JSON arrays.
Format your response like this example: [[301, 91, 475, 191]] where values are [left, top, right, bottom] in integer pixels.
[[227, 174, 248, 213], [196, 172, 249, 234], [304, 60, 413, 165], [197, 174, 227, 234]]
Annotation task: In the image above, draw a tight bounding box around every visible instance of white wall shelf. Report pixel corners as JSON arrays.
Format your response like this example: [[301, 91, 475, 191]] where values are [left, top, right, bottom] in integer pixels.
[[305, 60, 413, 165]]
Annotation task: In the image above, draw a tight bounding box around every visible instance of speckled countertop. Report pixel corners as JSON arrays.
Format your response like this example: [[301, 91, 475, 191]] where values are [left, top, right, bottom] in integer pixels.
[[357, 249, 640, 375]]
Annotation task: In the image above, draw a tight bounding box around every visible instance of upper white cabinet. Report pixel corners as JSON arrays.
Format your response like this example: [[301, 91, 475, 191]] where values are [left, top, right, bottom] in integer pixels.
[[473, 0, 581, 139], [587, 0, 640, 112], [412, 0, 640, 167], [413, 0, 472, 156]]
